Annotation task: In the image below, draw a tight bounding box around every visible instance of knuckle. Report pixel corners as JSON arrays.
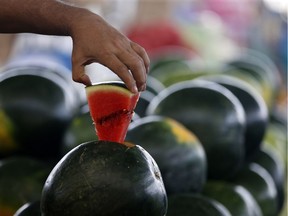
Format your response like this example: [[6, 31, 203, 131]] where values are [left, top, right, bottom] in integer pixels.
[[132, 42, 146, 55], [137, 80, 146, 87], [117, 64, 129, 73], [131, 41, 139, 48], [136, 44, 146, 53], [113, 37, 127, 49], [131, 57, 144, 69]]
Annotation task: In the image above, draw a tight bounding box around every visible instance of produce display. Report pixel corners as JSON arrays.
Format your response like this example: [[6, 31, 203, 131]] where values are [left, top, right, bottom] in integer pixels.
[[0, 54, 286, 215], [0, 2, 286, 216]]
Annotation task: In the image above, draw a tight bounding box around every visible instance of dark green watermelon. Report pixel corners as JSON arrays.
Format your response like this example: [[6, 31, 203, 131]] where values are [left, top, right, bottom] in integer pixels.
[[223, 54, 280, 112], [167, 193, 231, 216], [230, 163, 278, 216], [61, 105, 97, 155], [0, 66, 79, 160], [226, 48, 281, 97], [196, 74, 268, 161], [253, 146, 286, 213], [41, 140, 167, 216], [149, 53, 195, 87], [14, 201, 41, 216], [134, 76, 166, 118], [126, 115, 207, 195], [264, 121, 287, 164], [0, 157, 51, 216], [202, 181, 262, 216], [149, 45, 196, 72], [146, 79, 246, 179], [134, 90, 156, 117], [146, 75, 165, 95]]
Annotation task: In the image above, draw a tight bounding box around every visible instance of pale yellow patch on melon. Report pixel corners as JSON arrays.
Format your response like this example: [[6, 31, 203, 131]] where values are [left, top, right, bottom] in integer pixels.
[[0, 110, 18, 152], [166, 118, 198, 144]]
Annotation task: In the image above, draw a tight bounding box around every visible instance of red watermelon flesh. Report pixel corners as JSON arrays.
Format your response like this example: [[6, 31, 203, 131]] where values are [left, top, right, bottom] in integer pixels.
[[86, 81, 140, 143]]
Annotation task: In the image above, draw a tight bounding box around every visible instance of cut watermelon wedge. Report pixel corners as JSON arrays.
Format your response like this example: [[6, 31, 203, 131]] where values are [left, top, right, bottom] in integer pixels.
[[85, 81, 140, 143]]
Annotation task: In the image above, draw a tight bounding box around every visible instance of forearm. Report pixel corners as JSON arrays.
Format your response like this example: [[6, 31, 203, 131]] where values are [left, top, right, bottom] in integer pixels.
[[0, 0, 150, 92], [0, 0, 90, 36]]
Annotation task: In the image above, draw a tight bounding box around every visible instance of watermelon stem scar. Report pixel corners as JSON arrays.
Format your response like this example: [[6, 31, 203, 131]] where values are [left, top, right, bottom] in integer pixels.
[[86, 81, 140, 143]]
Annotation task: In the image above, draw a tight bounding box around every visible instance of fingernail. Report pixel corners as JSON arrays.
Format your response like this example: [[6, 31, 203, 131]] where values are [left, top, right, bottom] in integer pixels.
[[147, 66, 150, 73], [138, 83, 146, 92], [80, 74, 92, 86], [132, 85, 138, 94]]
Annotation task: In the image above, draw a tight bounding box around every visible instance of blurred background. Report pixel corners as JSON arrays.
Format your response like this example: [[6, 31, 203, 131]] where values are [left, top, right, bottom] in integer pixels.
[[0, 0, 287, 106], [0, 0, 287, 77]]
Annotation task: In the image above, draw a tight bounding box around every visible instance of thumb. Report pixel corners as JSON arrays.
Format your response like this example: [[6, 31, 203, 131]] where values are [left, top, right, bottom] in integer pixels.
[[72, 64, 92, 86]]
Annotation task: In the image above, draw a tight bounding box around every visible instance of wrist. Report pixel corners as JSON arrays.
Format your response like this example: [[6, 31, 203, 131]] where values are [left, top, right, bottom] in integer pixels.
[[67, 8, 103, 39]]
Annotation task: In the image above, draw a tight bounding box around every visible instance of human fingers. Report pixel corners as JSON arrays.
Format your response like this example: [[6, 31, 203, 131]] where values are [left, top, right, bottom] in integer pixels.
[[71, 61, 92, 86], [102, 54, 139, 94], [117, 48, 147, 92], [130, 42, 150, 73]]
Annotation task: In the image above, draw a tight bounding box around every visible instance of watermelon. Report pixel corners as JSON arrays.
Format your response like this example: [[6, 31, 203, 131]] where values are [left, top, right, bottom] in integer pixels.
[[134, 90, 156, 117], [146, 75, 165, 95], [149, 58, 221, 88], [85, 81, 140, 143], [14, 201, 41, 216], [149, 58, 194, 86], [227, 48, 282, 97], [134, 74, 165, 118], [264, 121, 287, 164], [61, 105, 97, 155], [223, 53, 281, 112], [202, 181, 262, 216], [167, 194, 231, 216], [0, 157, 51, 216], [0, 66, 79, 160], [196, 74, 268, 161], [230, 163, 278, 216], [126, 115, 207, 195], [146, 79, 246, 179], [253, 146, 286, 212], [41, 140, 167, 216]]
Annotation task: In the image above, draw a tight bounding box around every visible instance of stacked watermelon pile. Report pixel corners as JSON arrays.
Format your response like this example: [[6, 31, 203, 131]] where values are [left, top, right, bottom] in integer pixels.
[[125, 20, 287, 216], [0, 63, 85, 216], [0, 65, 169, 215], [127, 73, 286, 216], [0, 22, 286, 216]]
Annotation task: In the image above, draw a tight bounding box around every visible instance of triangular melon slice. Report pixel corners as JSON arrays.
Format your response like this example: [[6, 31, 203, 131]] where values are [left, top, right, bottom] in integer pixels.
[[85, 81, 140, 143]]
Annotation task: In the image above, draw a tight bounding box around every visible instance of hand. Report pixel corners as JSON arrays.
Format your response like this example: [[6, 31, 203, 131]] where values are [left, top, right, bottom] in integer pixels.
[[70, 13, 150, 93]]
